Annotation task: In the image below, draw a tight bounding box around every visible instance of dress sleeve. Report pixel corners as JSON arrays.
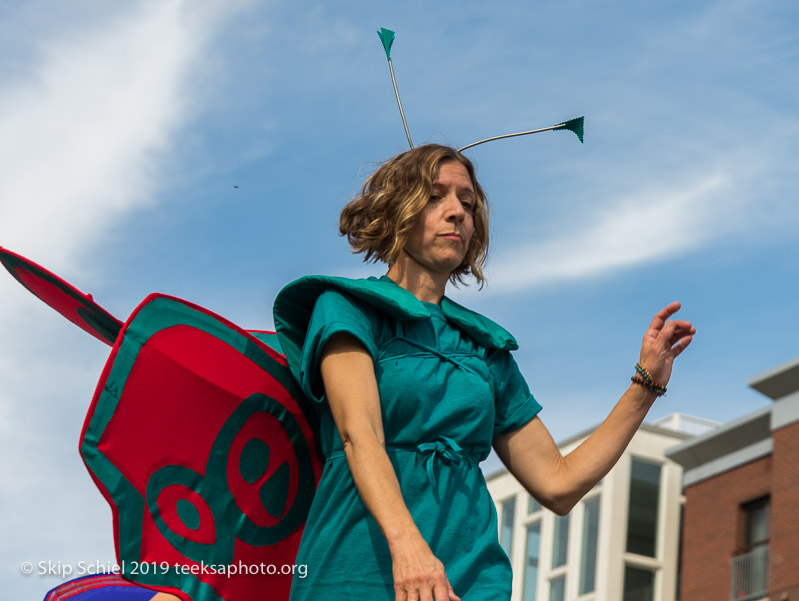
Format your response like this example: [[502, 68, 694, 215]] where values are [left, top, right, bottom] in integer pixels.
[[298, 288, 378, 403], [490, 351, 542, 437]]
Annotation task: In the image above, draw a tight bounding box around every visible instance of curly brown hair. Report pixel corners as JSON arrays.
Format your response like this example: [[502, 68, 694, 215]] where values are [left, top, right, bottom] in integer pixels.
[[339, 144, 489, 286]]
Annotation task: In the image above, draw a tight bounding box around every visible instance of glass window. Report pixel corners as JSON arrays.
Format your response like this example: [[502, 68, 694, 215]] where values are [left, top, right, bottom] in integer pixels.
[[623, 565, 655, 601], [743, 497, 770, 545], [529, 496, 542, 514], [549, 575, 566, 601], [500, 497, 516, 559], [552, 513, 570, 568], [626, 459, 661, 557], [579, 496, 600, 595], [522, 522, 541, 601]]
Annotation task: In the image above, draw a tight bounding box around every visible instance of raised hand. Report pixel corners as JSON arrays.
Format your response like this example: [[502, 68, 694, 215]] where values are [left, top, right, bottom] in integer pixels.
[[638, 302, 695, 389]]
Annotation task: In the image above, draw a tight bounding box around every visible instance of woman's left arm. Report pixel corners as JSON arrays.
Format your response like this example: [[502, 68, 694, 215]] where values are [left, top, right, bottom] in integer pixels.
[[493, 302, 695, 516]]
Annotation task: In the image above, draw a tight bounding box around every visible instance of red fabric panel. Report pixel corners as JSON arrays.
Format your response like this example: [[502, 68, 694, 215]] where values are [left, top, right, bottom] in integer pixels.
[[0, 247, 122, 344], [80, 294, 322, 601]]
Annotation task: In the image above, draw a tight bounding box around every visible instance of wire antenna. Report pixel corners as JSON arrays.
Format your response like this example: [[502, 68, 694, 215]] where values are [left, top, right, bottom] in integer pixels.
[[377, 28, 414, 149], [459, 116, 584, 152]]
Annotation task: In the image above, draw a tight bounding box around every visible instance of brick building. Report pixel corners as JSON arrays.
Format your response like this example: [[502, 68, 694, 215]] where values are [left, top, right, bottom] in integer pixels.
[[666, 356, 799, 601]]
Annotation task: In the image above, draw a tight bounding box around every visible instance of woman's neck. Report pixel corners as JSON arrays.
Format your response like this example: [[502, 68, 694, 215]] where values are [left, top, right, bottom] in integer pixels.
[[385, 256, 448, 304]]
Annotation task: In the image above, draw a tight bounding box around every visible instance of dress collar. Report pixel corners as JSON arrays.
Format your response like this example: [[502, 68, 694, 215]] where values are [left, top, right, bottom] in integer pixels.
[[273, 274, 518, 377], [375, 276, 518, 352]]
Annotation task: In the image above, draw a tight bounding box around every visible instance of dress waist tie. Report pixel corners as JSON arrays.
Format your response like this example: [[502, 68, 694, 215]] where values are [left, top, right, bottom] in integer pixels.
[[326, 437, 479, 488], [415, 437, 476, 487]]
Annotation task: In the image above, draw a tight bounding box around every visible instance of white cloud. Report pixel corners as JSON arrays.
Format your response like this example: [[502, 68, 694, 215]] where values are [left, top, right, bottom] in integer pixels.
[[486, 171, 733, 293], [0, 1, 222, 272]]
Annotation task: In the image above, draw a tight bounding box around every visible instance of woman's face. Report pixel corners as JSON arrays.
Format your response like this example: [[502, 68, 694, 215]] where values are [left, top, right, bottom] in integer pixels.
[[401, 160, 476, 277]]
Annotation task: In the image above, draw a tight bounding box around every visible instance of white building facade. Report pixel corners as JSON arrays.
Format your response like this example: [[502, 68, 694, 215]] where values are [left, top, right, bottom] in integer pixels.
[[486, 414, 718, 601]]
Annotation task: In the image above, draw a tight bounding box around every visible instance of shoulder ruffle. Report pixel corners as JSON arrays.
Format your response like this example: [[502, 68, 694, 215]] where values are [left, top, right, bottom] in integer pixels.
[[273, 275, 517, 381], [439, 294, 518, 351]]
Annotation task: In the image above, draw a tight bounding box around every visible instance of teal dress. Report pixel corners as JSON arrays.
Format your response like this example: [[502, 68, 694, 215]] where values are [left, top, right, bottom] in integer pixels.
[[273, 276, 542, 601]]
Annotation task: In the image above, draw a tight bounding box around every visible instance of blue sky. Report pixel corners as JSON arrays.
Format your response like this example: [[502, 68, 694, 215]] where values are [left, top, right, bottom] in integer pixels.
[[2, 0, 798, 597]]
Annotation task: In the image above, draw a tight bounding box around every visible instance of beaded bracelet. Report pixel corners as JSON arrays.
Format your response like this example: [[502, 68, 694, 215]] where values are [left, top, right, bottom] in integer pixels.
[[631, 374, 667, 397], [635, 362, 654, 384]]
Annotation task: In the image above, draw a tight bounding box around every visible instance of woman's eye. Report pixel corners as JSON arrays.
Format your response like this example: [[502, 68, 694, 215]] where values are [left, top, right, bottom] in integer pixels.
[[429, 195, 442, 202]]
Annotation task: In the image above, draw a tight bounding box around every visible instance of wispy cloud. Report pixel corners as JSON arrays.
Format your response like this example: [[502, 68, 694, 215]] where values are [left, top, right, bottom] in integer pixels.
[[0, 1, 233, 272], [487, 171, 733, 293]]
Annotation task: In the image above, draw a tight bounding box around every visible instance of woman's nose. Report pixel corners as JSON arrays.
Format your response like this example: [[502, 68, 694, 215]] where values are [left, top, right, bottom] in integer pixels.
[[444, 194, 465, 220]]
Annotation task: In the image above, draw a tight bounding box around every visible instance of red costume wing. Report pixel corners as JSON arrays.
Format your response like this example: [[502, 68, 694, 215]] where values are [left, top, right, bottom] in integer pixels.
[[80, 294, 322, 601], [0, 246, 122, 345]]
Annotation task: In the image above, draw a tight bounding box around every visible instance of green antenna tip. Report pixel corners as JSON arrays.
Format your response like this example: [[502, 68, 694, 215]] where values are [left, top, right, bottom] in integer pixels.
[[377, 27, 395, 61], [554, 116, 584, 143]]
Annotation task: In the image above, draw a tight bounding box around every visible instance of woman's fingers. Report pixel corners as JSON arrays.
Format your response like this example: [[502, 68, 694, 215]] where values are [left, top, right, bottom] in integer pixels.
[[648, 302, 682, 332], [392, 551, 455, 601], [638, 303, 695, 387], [414, 577, 447, 601], [401, 587, 419, 601], [650, 313, 693, 342], [448, 580, 461, 601], [659, 320, 693, 342], [655, 319, 695, 350], [432, 580, 449, 601], [671, 335, 694, 358], [667, 324, 695, 345]]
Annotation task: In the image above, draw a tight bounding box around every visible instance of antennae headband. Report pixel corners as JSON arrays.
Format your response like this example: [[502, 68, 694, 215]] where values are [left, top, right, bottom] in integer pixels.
[[376, 28, 584, 152]]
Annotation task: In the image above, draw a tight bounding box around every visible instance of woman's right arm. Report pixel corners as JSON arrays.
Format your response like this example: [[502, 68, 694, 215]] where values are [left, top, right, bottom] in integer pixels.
[[320, 332, 459, 601]]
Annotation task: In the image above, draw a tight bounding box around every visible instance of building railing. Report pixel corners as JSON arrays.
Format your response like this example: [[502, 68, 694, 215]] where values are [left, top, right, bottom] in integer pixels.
[[731, 543, 769, 601], [652, 413, 721, 436]]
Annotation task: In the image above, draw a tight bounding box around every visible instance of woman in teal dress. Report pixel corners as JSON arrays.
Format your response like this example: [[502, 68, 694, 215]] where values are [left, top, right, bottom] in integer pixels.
[[273, 144, 695, 601]]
